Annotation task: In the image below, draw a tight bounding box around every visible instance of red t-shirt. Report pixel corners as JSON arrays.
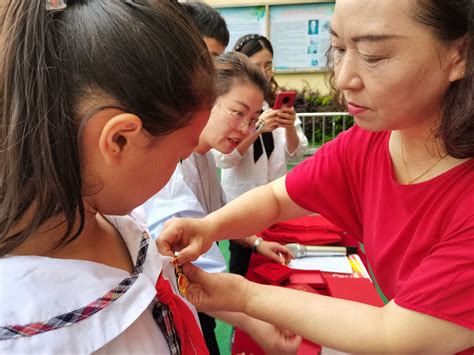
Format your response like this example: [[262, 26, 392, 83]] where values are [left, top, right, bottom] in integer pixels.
[[286, 126, 474, 334]]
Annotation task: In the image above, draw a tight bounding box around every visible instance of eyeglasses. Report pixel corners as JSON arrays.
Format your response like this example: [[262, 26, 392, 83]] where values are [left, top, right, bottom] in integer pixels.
[[220, 105, 261, 132]]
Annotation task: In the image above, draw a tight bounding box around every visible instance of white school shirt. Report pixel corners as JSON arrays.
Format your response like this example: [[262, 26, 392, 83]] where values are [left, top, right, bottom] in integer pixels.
[[140, 151, 226, 273], [214, 118, 308, 202], [0, 214, 199, 354]]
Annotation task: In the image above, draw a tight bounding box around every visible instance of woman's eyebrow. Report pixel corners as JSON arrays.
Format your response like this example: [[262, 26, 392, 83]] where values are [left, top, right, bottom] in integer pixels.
[[232, 100, 250, 111], [330, 27, 405, 43]]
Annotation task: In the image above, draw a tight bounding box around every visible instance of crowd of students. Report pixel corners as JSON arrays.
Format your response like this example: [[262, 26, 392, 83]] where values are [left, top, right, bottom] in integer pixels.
[[0, 0, 472, 354]]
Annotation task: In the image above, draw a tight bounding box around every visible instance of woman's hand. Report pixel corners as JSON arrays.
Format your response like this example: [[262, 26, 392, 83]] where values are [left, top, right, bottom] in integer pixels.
[[276, 107, 297, 129], [258, 109, 280, 133], [183, 263, 250, 313], [185, 265, 302, 353], [256, 240, 295, 264], [244, 317, 302, 355], [157, 218, 215, 264]]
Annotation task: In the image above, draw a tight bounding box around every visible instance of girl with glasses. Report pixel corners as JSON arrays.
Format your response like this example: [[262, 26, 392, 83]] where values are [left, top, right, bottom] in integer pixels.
[[214, 34, 309, 277], [139, 51, 298, 354]]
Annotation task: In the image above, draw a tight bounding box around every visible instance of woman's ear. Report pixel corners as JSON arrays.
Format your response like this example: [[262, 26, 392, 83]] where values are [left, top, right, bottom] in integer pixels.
[[447, 36, 468, 82], [98, 113, 143, 165]]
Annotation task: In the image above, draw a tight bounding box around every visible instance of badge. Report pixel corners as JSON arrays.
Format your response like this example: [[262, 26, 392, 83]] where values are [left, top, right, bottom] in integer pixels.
[[173, 255, 189, 297]]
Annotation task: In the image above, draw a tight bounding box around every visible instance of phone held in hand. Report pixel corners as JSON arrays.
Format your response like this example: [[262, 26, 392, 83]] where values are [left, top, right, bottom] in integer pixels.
[[273, 91, 296, 110]]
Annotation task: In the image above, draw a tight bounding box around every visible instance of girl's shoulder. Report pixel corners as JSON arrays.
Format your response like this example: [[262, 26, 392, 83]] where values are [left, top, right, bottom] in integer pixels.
[[0, 214, 164, 353]]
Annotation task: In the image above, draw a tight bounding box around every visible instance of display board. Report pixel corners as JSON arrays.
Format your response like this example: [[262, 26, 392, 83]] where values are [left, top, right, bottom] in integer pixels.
[[217, 2, 335, 72], [217, 6, 266, 52], [270, 3, 334, 71]]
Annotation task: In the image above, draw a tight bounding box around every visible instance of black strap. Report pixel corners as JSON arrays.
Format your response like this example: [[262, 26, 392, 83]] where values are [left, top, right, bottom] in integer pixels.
[[253, 132, 274, 162]]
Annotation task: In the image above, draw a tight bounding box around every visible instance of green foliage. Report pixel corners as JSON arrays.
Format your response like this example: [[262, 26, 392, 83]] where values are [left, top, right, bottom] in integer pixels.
[[282, 82, 353, 147], [286, 80, 346, 113]]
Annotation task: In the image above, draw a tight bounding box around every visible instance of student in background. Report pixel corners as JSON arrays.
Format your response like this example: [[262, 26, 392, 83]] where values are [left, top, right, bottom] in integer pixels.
[[182, 1, 229, 56], [0, 1, 300, 354], [214, 34, 308, 276], [141, 52, 295, 354], [159, 0, 474, 353]]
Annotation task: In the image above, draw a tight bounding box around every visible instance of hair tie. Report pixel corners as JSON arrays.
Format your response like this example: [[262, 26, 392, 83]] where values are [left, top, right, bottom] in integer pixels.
[[46, 0, 67, 10], [233, 34, 261, 52]]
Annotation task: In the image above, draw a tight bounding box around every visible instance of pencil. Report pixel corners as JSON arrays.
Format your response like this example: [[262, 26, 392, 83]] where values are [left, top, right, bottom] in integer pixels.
[[347, 256, 361, 277]]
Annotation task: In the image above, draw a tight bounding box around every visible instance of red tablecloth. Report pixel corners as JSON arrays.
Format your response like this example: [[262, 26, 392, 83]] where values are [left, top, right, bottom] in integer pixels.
[[232, 216, 379, 354]]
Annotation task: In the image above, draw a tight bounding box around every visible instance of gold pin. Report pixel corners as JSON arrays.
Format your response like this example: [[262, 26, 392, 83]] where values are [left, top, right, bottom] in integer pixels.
[[173, 253, 190, 297]]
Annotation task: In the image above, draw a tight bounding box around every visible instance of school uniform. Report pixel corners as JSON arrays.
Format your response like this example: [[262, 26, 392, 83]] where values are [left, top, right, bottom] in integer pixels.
[[140, 151, 227, 354], [0, 215, 206, 354]]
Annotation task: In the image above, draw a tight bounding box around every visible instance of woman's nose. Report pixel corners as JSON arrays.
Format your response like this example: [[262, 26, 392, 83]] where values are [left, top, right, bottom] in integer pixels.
[[237, 119, 251, 134], [335, 54, 364, 92]]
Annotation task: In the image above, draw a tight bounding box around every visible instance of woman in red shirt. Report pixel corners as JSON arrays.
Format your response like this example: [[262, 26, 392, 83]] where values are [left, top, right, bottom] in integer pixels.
[[158, 0, 474, 353]]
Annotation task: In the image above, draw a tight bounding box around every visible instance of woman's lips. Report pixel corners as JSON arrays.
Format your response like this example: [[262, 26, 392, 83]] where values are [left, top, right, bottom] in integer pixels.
[[347, 102, 368, 115]]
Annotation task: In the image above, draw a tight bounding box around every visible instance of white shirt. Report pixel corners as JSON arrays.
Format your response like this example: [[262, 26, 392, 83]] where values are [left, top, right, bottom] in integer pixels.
[[140, 151, 227, 273], [214, 118, 308, 202], [0, 214, 199, 354]]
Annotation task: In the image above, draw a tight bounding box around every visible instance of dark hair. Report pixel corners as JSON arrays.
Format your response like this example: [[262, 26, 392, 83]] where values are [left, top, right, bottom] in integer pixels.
[[233, 34, 279, 104], [0, 0, 216, 256], [214, 52, 269, 100], [182, 2, 229, 47], [410, 0, 473, 158], [326, 0, 473, 158]]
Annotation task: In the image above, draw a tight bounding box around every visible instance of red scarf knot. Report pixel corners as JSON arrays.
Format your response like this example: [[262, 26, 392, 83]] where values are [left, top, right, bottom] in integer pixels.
[[155, 274, 209, 355]]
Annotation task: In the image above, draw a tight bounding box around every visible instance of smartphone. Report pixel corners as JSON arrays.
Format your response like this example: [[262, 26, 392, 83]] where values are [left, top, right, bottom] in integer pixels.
[[273, 91, 296, 110]]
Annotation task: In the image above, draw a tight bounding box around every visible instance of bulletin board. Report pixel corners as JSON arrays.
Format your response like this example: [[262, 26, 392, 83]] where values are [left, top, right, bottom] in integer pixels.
[[217, 6, 267, 53], [216, 2, 335, 73]]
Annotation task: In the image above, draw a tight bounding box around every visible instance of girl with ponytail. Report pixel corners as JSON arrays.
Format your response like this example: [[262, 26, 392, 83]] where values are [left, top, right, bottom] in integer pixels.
[[0, 0, 217, 353]]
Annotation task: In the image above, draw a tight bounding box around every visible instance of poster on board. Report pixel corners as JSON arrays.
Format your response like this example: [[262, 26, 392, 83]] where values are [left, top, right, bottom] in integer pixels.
[[217, 6, 266, 51], [270, 3, 335, 71]]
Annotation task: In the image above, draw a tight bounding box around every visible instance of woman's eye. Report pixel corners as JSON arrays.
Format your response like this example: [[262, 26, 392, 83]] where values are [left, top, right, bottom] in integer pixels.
[[362, 56, 386, 65], [330, 46, 346, 63], [331, 45, 345, 55]]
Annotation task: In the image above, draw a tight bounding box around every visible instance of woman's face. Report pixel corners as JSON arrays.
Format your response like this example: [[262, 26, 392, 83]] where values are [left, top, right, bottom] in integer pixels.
[[202, 81, 264, 153], [249, 47, 274, 82], [331, 0, 463, 132]]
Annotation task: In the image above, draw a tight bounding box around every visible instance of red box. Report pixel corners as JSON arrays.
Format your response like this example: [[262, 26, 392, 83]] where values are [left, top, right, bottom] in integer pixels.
[[253, 262, 293, 284], [289, 270, 327, 288]]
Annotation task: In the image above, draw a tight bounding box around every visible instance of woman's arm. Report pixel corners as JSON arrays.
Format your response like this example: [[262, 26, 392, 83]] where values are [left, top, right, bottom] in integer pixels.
[[209, 311, 301, 354], [157, 176, 311, 263], [235, 130, 261, 156], [233, 235, 294, 264], [186, 265, 474, 354], [276, 108, 307, 155], [287, 120, 309, 159], [209, 176, 309, 240], [235, 108, 280, 156]]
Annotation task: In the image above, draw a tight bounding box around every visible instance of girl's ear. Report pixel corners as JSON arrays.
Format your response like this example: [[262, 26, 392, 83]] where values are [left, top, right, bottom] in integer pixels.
[[98, 113, 143, 165], [447, 36, 468, 82]]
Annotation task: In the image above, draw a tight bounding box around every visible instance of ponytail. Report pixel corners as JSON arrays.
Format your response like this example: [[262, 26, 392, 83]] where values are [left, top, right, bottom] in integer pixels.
[[1, 1, 215, 256], [1, 1, 84, 255]]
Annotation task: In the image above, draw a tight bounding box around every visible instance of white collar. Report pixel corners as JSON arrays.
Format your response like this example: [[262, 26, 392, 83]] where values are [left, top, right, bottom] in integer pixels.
[[0, 214, 171, 353]]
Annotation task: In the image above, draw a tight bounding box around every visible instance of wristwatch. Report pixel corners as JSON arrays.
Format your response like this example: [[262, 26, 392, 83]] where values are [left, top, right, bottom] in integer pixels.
[[253, 237, 263, 251]]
